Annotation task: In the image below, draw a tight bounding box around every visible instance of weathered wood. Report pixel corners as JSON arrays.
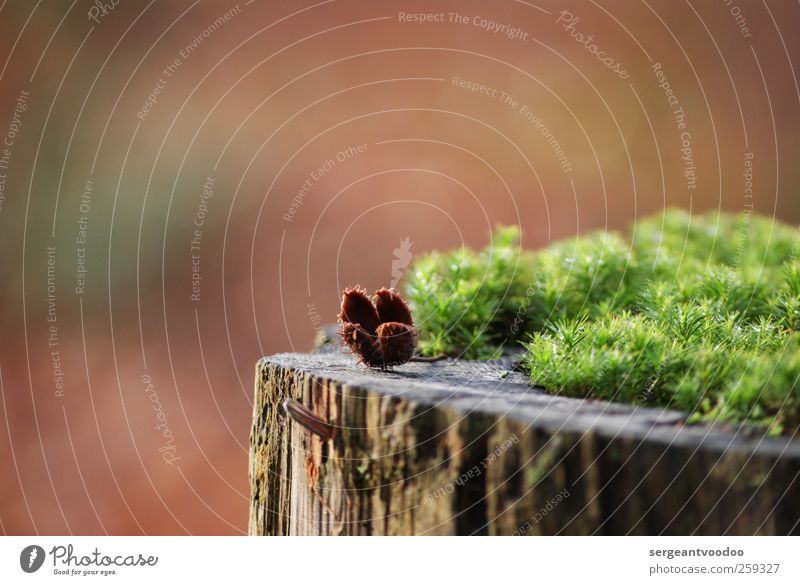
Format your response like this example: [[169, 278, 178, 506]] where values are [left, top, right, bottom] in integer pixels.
[[249, 352, 800, 535]]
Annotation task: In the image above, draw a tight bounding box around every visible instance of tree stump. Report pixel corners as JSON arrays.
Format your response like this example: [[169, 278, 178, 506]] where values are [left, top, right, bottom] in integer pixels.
[[249, 352, 800, 535]]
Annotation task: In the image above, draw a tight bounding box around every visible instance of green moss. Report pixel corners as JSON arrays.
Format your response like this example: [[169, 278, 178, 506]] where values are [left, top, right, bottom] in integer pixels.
[[405, 226, 533, 359], [405, 209, 800, 433]]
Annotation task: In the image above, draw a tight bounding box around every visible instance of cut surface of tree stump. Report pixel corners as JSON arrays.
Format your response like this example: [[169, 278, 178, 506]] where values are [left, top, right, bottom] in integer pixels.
[[249, 352, 800, 535]]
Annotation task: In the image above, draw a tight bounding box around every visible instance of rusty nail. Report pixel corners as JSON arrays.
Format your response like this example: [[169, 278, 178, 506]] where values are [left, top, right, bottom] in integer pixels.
[[282, 398, 336, 441]]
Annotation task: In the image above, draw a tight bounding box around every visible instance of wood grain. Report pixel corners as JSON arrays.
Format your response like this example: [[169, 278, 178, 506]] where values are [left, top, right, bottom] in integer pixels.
[[250, 352, 800, 535]]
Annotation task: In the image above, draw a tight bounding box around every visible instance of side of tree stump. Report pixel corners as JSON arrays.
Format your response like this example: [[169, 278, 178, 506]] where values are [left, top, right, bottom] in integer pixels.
[[249, 353, 800, 535]]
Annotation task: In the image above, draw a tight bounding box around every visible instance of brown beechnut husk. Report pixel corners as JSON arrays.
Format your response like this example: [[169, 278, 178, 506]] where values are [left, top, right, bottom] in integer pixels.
[[338, 286, 418, 368]]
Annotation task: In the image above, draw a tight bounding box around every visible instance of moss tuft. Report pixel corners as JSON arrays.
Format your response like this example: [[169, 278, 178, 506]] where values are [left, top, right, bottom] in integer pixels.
[[405, 209, 800, 433]]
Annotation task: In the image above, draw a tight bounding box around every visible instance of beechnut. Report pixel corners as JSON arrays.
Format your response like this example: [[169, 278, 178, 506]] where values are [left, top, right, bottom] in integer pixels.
[[337, 287, 418, 368]]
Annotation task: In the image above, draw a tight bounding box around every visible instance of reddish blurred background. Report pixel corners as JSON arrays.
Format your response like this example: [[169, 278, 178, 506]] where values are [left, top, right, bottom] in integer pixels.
[[0, 0, 798, 534]]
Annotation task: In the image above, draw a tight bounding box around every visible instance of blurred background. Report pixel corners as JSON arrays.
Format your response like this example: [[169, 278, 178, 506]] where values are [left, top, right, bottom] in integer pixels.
[[0, 0, 798, 534]]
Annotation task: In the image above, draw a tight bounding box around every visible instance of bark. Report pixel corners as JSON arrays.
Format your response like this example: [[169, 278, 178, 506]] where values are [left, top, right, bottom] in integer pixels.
[[250, 353, 800, 535]]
